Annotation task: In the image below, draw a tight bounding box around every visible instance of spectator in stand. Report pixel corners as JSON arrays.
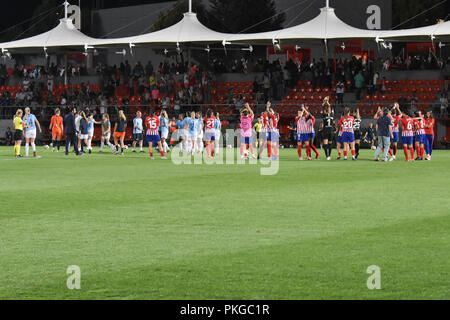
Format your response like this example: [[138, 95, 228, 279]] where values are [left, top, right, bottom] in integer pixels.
[[440, 93, 448, 117], [336, 81, 344, 107], [354, 71, 364, 101], [151, 86, 160, 105], [373, 72, 380, 93], [409, 93, 419, 114]]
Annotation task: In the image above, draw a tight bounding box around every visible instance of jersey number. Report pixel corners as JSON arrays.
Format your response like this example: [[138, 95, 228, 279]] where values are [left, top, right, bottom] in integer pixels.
[[148, 119, 157, 129], [343, 120, 353, 130]]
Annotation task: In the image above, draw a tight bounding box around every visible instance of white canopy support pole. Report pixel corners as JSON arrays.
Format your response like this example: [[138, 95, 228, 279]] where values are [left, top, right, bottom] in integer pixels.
[[64, 54, 68, 85], [188, 0, 192, 13], [64, 1, 69, 19], [325, 0, 329, 8]]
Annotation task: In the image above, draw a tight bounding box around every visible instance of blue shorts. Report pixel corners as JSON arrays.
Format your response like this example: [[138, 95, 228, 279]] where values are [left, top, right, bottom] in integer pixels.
[[392, 132, 399, 143], [337, 135, 344, 144], [298, 133, 310, 143], [415, 134, 425, 144], [204, 132, 215, 141], [308, 133, 315, 140], [146, 135, 161, 145], [241, 136, 252, 144], [402, 136, 413, 146], [341, 132, 355, 143], [266, 131, 272, 142], [270, 131, 279, 142]]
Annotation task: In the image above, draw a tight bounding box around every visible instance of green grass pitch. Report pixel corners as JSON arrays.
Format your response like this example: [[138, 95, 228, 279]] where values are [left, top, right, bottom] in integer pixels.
[[0, 146, 449, 300]]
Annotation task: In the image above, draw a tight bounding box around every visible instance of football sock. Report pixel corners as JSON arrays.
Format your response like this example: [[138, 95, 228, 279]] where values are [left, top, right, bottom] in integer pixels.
[[311, 144, 319, 156], [328, 144, 333, 157], [267, 144, 272, 158], [403, 146, 409, 161], [297, 145, 302, 158], [393, 145, 397, 156], [409, 147, 414, 159], [25, 143, 29, 156], [355, 143, 360, 156], [351, 150, 356, 157]]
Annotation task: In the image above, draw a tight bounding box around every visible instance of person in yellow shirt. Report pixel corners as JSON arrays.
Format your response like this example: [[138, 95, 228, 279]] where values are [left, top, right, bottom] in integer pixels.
[[13, 109, 24, 158], [253, 117, 263, 148]]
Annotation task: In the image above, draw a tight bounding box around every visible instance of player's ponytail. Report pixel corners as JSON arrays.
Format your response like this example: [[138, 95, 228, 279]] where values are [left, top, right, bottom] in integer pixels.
[[119, 110, 126, 121], [15, 109, 23, 118]]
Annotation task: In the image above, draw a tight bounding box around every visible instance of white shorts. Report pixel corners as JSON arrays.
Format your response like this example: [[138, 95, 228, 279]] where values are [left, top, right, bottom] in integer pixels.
[[188, 133, 196, 141], [102, 134, 111, 141], [79, 134, 88, 140], [197, 131, 203, 140], [88, 130, 94, 138], [25, 129, 36, 139], [161, 130, 169, 139], [215, 131, 221, 141]]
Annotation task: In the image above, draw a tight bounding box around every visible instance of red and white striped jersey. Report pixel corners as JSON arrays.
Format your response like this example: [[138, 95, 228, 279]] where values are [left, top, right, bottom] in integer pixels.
[[401, 117, 414, 137], [392, 115, 401, 133], [306, 116, 315, 134], [204, 116, 216, 133], [261, 113, 270, 132], [339, 116, 355, 133], [414, 117, 425, 135], [145, 115, 160, 135], [269, 114, 278, 131], [296, 116, 308, 134]]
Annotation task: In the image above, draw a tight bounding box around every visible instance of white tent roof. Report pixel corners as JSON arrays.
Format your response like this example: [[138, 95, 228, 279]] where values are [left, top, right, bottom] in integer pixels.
[[0, 18, 98, 53], [377, 21, 450, 42], [92, 12, 233, 47], [226, 7, 380, 44], [0, 4, 448, 53]]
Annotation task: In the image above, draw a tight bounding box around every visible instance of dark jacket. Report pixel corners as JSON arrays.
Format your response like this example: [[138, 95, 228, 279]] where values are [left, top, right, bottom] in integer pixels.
[[377, 115, 392, 137], [64, 113, 77, 135]]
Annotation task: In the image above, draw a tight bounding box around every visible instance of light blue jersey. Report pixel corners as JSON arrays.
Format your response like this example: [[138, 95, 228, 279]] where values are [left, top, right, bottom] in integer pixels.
[[133, 117, 143, 134], [24, 114, 36, 131], [214, 119, 221, 130], [176, 119, 184, 130], [160, 117, 169, 133], [194, 118, 202, 133], [88, 118, 95, 131], [185, 117, 195, 134]]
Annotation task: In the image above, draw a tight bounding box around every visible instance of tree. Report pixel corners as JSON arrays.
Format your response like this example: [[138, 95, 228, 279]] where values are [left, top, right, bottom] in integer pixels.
[[392, 0, 450, 29], [152, 0, 210, 32], [208, 0, 285, 33]]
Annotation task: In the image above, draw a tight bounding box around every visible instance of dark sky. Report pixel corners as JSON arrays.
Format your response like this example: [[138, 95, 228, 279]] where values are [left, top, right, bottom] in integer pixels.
[[0, 0, 172, 31], [1, 0, 450, 33]]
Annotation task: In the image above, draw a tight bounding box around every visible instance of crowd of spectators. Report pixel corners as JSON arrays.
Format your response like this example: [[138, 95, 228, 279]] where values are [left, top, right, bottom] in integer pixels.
[[0, 51, 448, 119]]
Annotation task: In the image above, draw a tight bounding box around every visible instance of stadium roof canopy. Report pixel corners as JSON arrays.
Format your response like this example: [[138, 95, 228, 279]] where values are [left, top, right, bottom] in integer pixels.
[[0, 18, 99, 54], [377, 21, 450, 43], [0, 1, 449, 54], [225, 6, 380, 45], [92, 12, 234, 48]]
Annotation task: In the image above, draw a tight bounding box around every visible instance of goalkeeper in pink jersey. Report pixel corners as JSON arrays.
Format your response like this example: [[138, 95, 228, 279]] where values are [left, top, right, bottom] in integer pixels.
[[240, 103, 256, 159]]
